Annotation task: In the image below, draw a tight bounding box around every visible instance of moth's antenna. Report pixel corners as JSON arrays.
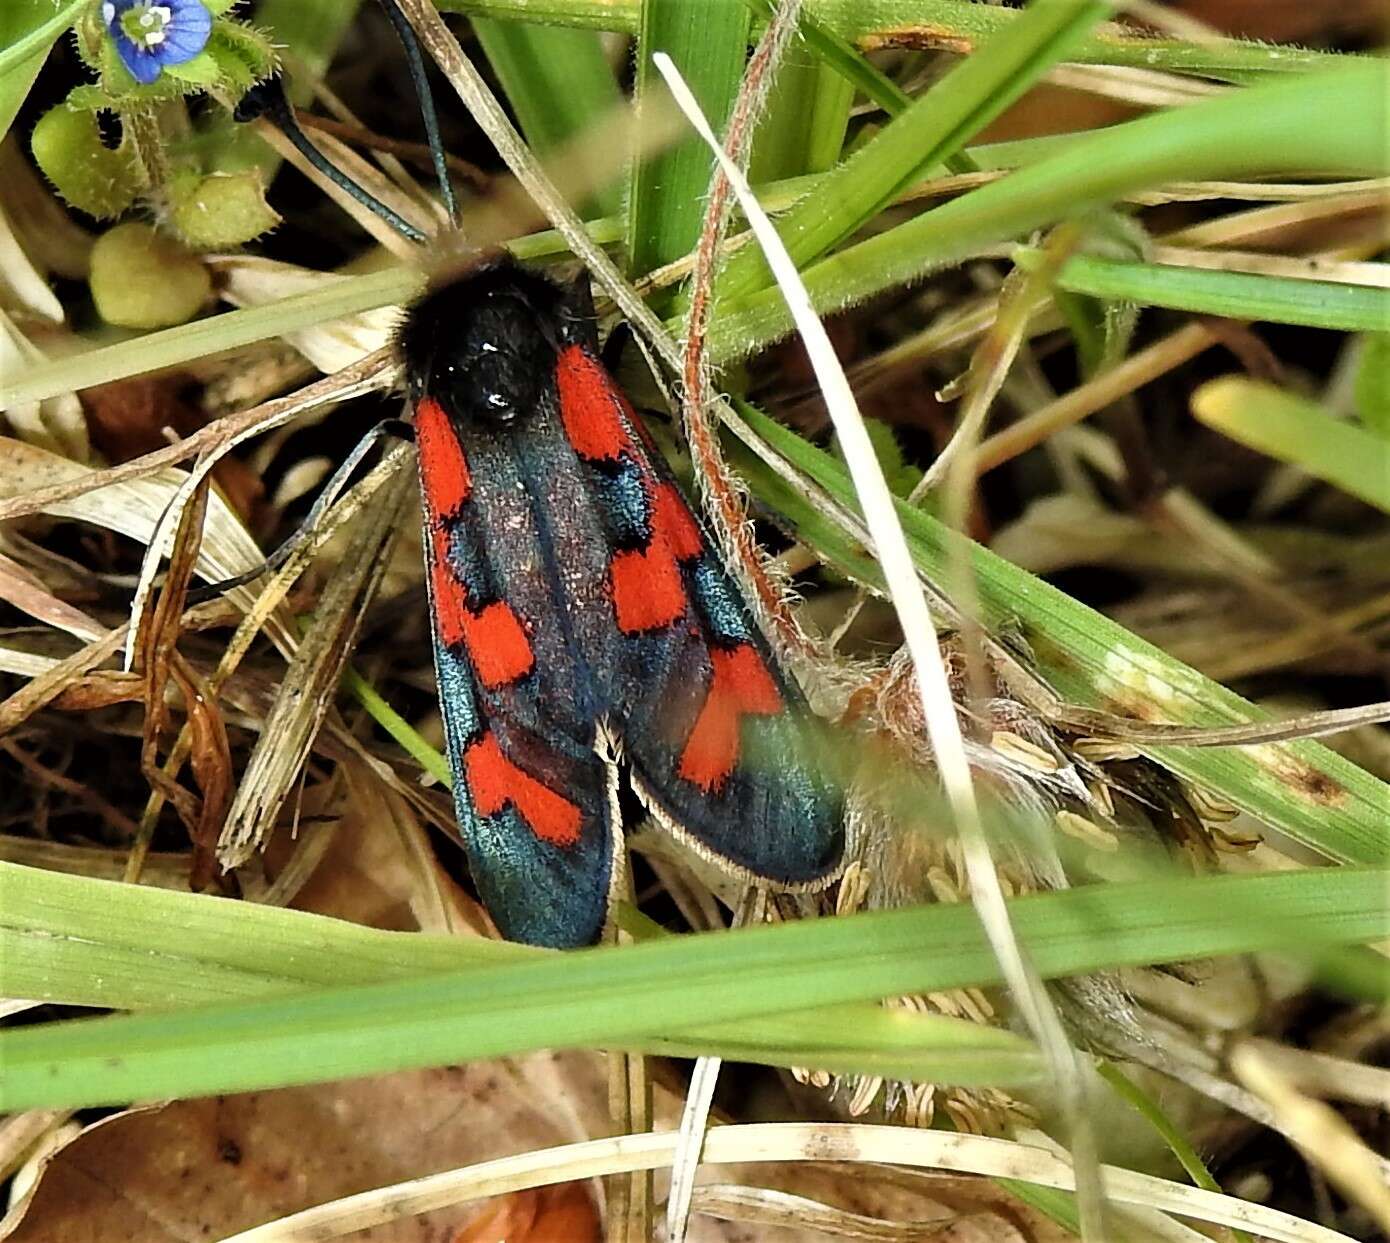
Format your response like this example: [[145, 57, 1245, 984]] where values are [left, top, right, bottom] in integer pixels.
[[376, 0, 458, 225], [234, 73, 429, 244]]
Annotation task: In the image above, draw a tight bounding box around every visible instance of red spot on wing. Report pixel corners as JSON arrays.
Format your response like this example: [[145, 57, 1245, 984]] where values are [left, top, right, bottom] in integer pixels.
[[555, 345, 629, 462], [463, 601, 534, 688], [609, 482, 708, 634], [678, 644, 783, 792], [611, 545, 684, 632], [428, 528, 533, 688], [465, 732, 583, 846], [415, 397, 472, 517], [429, 523, 474, 648], [653, 483, 704, 561]]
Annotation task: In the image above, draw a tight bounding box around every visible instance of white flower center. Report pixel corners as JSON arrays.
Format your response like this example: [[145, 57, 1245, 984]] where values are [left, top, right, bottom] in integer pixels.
[[119, 3, 174, 49]]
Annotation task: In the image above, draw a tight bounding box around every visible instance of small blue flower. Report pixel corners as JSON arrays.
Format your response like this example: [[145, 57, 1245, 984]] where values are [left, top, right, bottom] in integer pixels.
[[102, 0, 213, 85]]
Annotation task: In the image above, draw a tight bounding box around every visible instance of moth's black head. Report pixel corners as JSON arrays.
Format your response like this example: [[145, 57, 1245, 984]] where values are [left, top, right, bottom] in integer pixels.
[[398, 257, 596, 427]]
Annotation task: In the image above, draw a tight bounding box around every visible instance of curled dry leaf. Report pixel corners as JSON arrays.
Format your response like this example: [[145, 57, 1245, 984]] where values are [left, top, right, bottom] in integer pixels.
[[0, 437, 265, 592]]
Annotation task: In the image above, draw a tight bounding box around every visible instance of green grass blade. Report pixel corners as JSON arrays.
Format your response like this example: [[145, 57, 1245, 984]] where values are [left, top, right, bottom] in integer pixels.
[[803, 0, 1351, 82], [471, 18, 623, 212], [436, 2, 1352, 83], [747, 45, 854, 181], [729, 403, 1390, 867], [0, 213, 633, 407], [1096, 1063, 1257, 1242], [1028, 250, 1390, 334], [0, 0, 85, 143], [1193, 378, 1390, 513], [748, 0, 911, 121], [627, 0, 751, 275], [1, 861, 1385, 1109], [1097, 1063, 1244, 1223], [706, 60, 1390, 362], [706, 0, 1112, 308], [1356, 333, 1390, 438], [0, 267, 424, 408], [0, 863, 1038, 1091]]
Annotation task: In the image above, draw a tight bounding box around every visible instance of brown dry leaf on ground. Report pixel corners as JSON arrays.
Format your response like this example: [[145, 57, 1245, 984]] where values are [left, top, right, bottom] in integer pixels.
[[282, 756, 484, 936], [0, 1058, 608, 1243]]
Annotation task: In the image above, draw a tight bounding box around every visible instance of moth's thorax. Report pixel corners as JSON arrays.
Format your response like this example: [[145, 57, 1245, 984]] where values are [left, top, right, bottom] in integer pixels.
[[398, 258, 588, 429]]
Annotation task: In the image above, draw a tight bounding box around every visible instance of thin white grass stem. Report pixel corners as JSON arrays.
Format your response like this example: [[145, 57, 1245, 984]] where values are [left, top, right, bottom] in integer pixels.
[[666, 1056, 723, 1243], [214, 1122, 1357, 1243], [651, 51, 1108, 1239], [666, 888, 766, 1243]]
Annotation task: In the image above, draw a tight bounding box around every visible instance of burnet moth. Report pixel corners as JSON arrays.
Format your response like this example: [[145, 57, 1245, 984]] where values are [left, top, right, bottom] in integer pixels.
[[237, 33, 845, 948], [400, 262, 844, 946]]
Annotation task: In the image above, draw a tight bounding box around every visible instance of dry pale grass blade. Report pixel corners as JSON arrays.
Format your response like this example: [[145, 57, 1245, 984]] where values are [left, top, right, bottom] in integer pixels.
[[296, 70, 490, 196], [1113, 0, 1227, 40], [0, 141, 92, 285], [0, 1111, 70, 1185], [0, 623, 129, 735], [1046, 423, 1390, 678], [0, 835, 186, 889], [0, 348, 394, 525], [215, 452, 413, 868], [0, 551, 103, 642], [122, 451, 250, 670], [1231, 1045, 1390, 1236], [1149, 244, 1390, 287], [1235, 1039, 1390, 1111], [1043, 62, 1227, 107], [0, 315, 89, 463], [0, 1001, 40, 1022], [1194, 587, 1390, 682], [118, 356, 397, 673], [916, 227, 1078, 497], [0, 201, 62, 324], [211, 1123, 1359, 1243], [120, 446, 408, 890], [0, 437, 264, 603], [0, 648, 57, 678], [1060, 424, 1280, 577], [1162, 186, 1390, 251], [972, 321, 1218, 473], [209, 258, 399, 373], [689, 1182, 1031, 1241], [650, 49, 1110, 1239], [605, 1045, 653, 1243]]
